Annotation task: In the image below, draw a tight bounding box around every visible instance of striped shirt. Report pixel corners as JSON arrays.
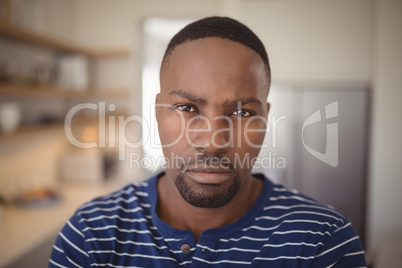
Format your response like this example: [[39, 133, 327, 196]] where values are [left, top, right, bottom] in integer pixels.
[[49, 173, 366, 267]]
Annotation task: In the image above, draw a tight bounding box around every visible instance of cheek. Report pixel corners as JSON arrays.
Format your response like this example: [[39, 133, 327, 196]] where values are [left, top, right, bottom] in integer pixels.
[[159, 121, 180, 145], [157, 109, 188, 152], [234, 118, 267, 152], [229, 120, 267, 171]]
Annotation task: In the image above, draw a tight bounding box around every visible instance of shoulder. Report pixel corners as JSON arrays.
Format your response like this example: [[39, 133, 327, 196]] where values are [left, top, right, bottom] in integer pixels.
[[72, 178, 155, 229], [260, 180, 348, 226], [49, 177, 158, 267], [257, 179, 366, 266], [79, 179, 150, 210], [256, 177, 357, 246]]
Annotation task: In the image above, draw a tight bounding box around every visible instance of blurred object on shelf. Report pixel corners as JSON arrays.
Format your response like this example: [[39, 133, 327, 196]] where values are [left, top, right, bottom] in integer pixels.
[[0, 101, 21, 134], [35, 63, 53, 85], [0, 202, 3, 222], [0, 59, 55, 86], [2, 0, 44, 32], [2, 59, 36, 86], [0, 60, 8, 83], [38, 114, 64, 125], [60, 148, 118, 184], [103, 151, 118, 179], [16, 187, 60, 207], [56, 55, 89, 92], [0, 193, 5, 220], [81, 125, 98, 143]]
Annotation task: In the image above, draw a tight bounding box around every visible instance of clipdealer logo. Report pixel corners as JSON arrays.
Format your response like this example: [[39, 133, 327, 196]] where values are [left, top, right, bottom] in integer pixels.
[[64, 101, 339, 168], [302, 101, 338, 167]]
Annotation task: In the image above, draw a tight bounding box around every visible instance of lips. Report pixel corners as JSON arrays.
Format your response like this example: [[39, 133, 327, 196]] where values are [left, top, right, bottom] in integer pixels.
[[186, 167, 232, 185]]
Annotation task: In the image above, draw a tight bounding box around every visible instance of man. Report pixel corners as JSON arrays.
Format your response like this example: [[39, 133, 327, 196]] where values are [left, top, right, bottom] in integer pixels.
[[50, 17, 366, 267]]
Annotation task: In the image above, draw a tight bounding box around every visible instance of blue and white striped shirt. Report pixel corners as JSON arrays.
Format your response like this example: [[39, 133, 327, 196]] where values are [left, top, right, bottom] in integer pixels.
[[50, 173, 366, 267]]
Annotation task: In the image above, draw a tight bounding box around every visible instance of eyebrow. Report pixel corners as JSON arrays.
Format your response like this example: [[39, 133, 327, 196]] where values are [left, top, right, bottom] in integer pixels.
[[169, 90, 207, 104], [169, 90, 262, 107], [224, 98, 262, 107]]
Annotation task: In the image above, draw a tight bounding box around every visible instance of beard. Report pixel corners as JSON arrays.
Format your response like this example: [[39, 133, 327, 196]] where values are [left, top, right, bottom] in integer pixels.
[[174, 169, 241, 209]]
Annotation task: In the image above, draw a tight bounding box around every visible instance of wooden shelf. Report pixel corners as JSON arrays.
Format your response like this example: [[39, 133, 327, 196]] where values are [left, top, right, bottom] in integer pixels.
[[0, 85, 130, 99], [0, 23, 132, 145], [0, 114, 128, 144], [0, 123, 64, 144], [0, 23, 131, 58]]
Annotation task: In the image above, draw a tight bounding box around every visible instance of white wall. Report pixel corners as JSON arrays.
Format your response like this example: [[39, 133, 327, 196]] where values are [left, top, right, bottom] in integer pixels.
[[243, 0, 371, 82], [11, 0, 75, 41], [71, 0, 219, 48]]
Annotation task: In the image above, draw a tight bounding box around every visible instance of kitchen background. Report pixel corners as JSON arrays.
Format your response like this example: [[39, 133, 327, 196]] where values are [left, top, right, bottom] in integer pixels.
[[0, 0, 401, 267]]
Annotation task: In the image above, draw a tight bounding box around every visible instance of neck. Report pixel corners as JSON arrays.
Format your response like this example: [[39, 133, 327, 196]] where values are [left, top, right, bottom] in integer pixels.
[[156, 172, 263, 241]]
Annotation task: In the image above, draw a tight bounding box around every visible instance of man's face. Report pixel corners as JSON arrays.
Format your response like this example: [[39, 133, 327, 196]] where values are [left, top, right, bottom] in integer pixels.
[[156, 37, 269, 208]]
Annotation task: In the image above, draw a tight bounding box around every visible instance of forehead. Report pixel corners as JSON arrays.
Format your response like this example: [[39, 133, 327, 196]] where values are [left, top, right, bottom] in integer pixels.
[[160, 37, 269, 102]]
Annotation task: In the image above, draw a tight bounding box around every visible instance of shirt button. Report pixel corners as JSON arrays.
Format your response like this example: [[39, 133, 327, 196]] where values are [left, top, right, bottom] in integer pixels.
[[201, 248, 205, 253], [181, 244, 191, 254]]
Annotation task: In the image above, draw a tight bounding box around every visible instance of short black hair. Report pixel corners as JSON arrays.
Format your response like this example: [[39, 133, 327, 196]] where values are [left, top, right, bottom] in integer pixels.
[[161, 16, 271, 83]]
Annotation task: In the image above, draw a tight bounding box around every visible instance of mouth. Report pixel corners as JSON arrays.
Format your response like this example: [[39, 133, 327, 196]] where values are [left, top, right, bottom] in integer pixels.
[[185, 167, 232, 185]]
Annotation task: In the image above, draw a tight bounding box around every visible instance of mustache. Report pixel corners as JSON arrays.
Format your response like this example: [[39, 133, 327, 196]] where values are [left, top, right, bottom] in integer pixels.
[[178, 152, 234, 173]]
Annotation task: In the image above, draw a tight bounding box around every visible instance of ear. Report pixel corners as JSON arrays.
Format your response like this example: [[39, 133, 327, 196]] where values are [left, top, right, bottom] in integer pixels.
[[266, 102, 271, 116]]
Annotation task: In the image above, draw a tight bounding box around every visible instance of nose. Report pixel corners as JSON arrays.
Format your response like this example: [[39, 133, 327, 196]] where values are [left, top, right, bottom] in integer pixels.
[[187, 115, 231, 153]]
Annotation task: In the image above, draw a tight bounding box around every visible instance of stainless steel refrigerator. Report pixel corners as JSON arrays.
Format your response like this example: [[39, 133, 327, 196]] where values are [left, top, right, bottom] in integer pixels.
[[253, 82, 369, 245]]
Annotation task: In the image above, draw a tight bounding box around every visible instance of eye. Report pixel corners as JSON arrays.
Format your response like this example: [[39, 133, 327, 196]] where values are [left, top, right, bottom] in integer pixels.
[[174, 104, 197, 113], [231, 109, 253, 117]]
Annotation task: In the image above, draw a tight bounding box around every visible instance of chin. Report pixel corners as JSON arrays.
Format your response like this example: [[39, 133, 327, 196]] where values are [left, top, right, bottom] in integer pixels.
[[175, 172, 241, 208]]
